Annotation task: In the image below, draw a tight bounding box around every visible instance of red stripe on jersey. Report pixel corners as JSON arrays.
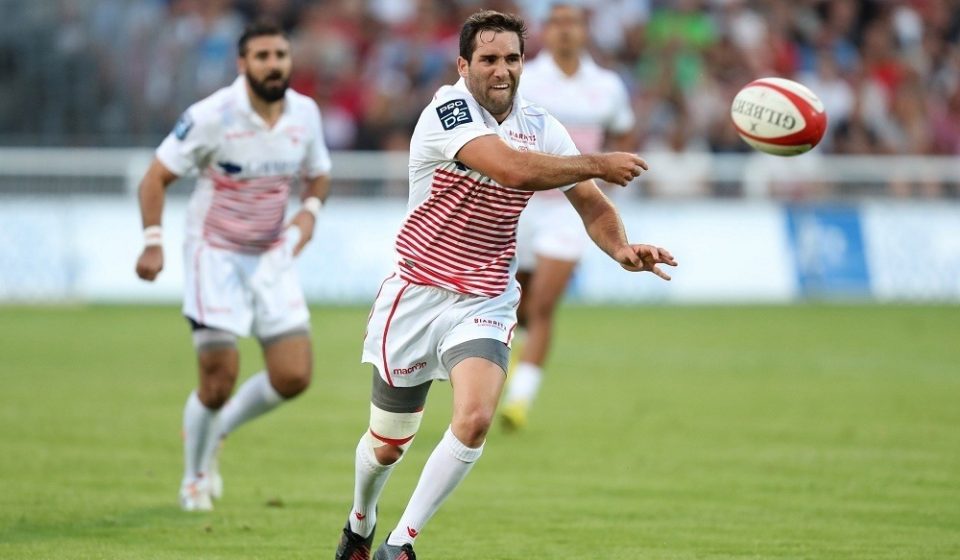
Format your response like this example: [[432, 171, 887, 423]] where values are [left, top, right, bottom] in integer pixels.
[[202, 172, 291, 253], [396, 168, 531, 297]]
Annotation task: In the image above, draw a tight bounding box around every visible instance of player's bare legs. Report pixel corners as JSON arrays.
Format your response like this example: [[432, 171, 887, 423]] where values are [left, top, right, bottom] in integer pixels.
[[502, 255, 577, 430], [209, 330, 312, 500], [382, 357, 504, 553]]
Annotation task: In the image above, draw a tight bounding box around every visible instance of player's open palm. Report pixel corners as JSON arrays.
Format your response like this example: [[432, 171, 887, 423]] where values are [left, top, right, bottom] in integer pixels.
[[600, 152, 648, 186], [136, 246, 164, 281], [615, 244, 677, 280]]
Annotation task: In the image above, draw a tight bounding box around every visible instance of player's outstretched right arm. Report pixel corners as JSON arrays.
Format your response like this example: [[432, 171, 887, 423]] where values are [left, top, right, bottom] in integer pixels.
[[455, 135, 648, 191], [135, 159, 179, 282]]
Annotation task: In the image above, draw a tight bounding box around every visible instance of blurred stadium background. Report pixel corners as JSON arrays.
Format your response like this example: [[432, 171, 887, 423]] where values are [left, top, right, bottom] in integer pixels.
[[1, 0, 959, 304], [2, 1, 959, 559]]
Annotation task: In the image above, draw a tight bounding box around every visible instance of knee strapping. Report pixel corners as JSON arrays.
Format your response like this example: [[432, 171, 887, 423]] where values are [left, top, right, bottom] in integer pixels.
[[192, 328, 238, 352], [366, 403, 424, 452]]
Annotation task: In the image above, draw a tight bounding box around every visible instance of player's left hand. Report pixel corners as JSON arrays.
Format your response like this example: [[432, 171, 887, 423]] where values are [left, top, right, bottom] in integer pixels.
[[615, 244, 677, 280], [287, 210, 315, 256]]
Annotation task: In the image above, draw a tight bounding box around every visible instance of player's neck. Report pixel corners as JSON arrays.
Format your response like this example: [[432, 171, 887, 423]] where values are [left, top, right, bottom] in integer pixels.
[[246, 86, 285, 128], [552, 53, 580, 77]]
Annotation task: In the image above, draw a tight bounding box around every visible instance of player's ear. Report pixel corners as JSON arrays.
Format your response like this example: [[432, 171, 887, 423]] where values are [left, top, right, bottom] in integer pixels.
[[456, 56, 468, 78]]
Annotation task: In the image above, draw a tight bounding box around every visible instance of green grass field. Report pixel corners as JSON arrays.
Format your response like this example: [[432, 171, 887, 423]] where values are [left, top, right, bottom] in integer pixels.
[[1, 304, 958, 559]]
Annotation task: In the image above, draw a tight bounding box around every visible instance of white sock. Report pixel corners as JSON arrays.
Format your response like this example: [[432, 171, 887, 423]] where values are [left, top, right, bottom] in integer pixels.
[[387, 427, 483, 547], [505, 362, 542, 404], [349, 434, 395, 538], [218, 371, 284, 437], [182, 391, 220, 482]]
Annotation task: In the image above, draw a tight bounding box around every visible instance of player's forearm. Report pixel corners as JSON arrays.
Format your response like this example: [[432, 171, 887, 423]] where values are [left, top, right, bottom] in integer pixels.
[[138, 175, 167, 228], [580, 196, 630, 260], [301, 175, 330, 203], [505, 151, 604, 191]]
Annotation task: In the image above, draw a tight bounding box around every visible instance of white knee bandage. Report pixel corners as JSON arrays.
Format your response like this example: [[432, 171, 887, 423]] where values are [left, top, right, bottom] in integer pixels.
[[366, 403, 424, 451]]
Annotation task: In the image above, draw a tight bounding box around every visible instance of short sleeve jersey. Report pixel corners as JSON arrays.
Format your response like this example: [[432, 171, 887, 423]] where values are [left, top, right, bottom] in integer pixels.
[[519, 54, 635, 153], [156, 76, 331, 253], [397, 78, 579, 297]]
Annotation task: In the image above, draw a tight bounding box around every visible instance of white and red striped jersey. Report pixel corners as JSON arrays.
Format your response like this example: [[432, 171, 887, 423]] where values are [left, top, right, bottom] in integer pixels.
[[156, 76, 331, 253], [519, 54, 635, 153], [397, 78, 580, 297]]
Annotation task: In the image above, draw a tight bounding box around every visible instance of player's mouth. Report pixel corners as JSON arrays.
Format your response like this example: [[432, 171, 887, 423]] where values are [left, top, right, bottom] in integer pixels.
[[490, 83, 511, 92]]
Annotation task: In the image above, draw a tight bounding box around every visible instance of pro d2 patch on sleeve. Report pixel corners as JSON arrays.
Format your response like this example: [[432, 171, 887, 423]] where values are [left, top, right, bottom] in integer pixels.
[[173, 111, 194, 140], [436, 99, 473, 131]]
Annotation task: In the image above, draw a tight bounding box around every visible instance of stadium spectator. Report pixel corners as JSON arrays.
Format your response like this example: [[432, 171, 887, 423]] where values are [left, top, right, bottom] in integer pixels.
[[133, 20, 332, 511], [333, 10, 674, 560]]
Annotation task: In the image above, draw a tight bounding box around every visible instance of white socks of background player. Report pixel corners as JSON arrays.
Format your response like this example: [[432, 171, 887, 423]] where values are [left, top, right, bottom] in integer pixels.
[[349, 434, 396, 538], [182, 391, 221, 482], [219, 371, 284, 437], [387, 427, 483, 547], [504, 362, 543, 405]]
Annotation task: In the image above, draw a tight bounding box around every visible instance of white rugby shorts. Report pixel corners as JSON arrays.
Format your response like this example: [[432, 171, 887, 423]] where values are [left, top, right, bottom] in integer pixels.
[[182, 238, 309, 338], [516, 193, 589, 270], [362, 273, 522, 387]]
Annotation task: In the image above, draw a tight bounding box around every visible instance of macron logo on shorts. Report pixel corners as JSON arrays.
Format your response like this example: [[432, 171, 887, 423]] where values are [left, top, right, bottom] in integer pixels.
[[393, 361, 427, 376]]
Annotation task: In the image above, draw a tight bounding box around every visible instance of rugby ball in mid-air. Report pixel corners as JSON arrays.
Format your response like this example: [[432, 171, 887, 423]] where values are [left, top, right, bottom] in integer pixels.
[[730, 77, 827, 156]]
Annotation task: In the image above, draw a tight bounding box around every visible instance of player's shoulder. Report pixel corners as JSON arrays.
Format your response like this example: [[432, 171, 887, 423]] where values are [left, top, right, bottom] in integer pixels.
[[173, 85, 235, 140], [284, 87, 322, 118], [187, 84, 236, 120], [428, 83, 476, 111]]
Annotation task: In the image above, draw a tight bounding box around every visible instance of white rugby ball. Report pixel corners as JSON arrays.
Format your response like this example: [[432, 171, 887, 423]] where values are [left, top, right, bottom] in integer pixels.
[[730, 77, 827, 156]]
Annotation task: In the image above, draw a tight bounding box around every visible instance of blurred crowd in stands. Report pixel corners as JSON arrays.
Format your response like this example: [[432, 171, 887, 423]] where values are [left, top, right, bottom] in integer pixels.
[[2, 0, 959, 196]]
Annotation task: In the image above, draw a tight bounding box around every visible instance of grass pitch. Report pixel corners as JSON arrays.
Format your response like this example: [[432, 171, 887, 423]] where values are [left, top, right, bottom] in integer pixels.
[[1, 304, 958, 559]]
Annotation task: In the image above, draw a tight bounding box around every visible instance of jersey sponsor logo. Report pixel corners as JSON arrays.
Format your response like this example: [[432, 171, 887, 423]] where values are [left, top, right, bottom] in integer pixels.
[[392, 361, 427, 376], [217, 161, 243, 175], [508, 130, 537, 143], [473, 317, 506, 330], [173, 111, 194, 140], [436, 99, 473, 130]]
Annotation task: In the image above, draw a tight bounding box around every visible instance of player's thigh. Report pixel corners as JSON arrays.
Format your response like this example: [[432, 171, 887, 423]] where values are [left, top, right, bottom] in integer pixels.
[[446, 344, 509, 443], [261, 330, 312, 380], [182, 241, 254, 336]]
